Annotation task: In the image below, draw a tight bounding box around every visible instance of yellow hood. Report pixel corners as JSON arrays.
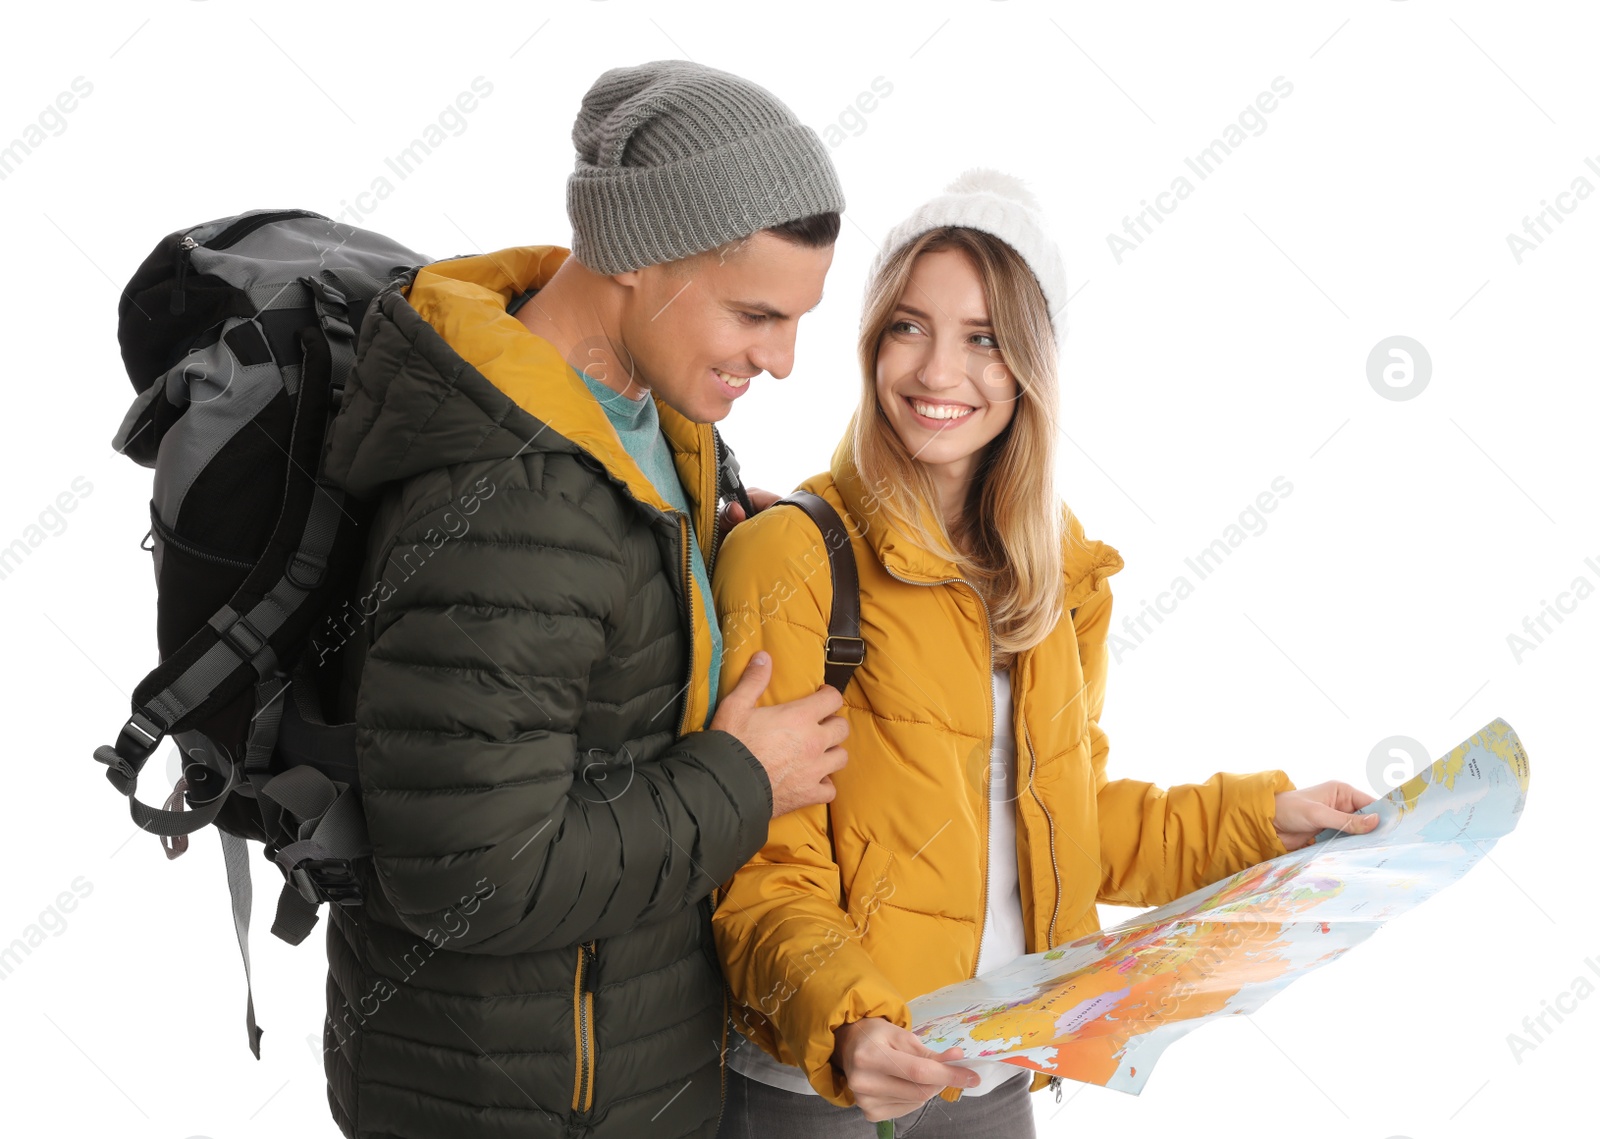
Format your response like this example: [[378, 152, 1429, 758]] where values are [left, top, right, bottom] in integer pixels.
[[401, 244, 724, 736]]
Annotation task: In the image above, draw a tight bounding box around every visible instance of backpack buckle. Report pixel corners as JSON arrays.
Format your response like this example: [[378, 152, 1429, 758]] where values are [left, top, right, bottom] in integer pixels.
[[94, 710, 167, 794], [209, 608, 277, 673], [289, 856, 364, 907], [824, 636, 865, 668], [216, 612, 266, 659]]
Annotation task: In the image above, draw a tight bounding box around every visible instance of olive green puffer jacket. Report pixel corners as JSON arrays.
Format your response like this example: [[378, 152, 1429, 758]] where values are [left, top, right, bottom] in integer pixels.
[[318, 244, 772, 1138]]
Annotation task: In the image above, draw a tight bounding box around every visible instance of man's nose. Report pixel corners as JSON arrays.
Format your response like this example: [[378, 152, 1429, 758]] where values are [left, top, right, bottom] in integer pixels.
[[750, 328, 796, 380]]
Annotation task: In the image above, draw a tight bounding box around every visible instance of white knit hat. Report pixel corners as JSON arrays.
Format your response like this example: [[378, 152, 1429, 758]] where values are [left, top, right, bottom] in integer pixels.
[[862, 167, 1068, 345]]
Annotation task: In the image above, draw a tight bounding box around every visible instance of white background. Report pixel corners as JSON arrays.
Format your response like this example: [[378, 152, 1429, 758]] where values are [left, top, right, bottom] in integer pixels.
[[1, 2, 1593, 1137]]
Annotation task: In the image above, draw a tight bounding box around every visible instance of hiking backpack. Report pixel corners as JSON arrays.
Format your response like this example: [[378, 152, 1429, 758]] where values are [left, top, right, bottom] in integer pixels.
[[94, 209, 429, 1058]]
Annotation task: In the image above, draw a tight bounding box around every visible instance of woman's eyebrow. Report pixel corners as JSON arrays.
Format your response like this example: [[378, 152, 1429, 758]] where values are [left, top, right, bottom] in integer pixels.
[[894, 302, 993, 328]]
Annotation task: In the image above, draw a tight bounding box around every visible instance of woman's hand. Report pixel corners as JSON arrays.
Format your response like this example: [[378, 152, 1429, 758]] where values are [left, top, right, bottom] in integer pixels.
[[1273, 781, 1379, 851], [717, 485, 782, 533], [833, 1017, 977, 1123]]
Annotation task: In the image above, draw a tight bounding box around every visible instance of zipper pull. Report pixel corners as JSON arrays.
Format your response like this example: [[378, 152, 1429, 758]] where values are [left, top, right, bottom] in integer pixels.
[[1050, 1075, 1062, 1102], [171, 236, 197, 315], [581, 941, 599, 992]]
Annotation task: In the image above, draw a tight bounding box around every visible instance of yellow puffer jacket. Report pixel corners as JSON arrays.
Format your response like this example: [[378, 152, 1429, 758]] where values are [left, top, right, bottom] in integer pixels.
[[709, 430, 1295, 1107]]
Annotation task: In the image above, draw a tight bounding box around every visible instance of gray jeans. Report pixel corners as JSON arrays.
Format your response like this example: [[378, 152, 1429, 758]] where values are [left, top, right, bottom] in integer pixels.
[[716, 1066, 1038, 1139]]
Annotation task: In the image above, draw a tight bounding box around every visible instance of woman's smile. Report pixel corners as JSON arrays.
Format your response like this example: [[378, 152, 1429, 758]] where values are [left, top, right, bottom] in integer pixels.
[[904, 394, 978, 426]]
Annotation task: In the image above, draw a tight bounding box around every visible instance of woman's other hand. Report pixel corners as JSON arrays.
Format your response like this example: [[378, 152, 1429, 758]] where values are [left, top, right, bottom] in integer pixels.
[[1273, 781, 1379, 851], [832, 1016, 977, 1123], [718, 485, 782, 532]]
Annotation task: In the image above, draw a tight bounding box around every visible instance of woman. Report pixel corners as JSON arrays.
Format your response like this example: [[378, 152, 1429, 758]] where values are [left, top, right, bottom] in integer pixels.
[[709, 169, 1376, 1137]]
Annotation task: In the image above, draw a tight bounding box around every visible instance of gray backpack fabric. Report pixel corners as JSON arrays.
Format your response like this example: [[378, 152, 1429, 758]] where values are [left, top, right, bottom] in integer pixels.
[[97, 209, 428, 1058]]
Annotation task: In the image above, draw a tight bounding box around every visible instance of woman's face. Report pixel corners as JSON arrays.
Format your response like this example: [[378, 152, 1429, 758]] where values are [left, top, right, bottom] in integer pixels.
[[874, 248, 1019, 484]]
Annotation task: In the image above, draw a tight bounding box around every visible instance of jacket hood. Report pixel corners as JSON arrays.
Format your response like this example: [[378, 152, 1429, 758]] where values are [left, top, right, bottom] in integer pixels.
[[824, 415, 1124, 612], [325, 244, 720, 535]]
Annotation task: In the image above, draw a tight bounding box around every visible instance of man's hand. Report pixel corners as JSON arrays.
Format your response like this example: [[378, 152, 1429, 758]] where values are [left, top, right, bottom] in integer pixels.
[[1273, 780, 1379, 851], [710, 651, 848, 817], [833, 1017, 977, 1123], [718, 485, 782, 535]]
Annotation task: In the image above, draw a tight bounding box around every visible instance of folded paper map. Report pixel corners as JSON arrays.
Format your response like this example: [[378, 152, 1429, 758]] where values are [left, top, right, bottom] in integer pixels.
[[906, 717, 1529, 1094]]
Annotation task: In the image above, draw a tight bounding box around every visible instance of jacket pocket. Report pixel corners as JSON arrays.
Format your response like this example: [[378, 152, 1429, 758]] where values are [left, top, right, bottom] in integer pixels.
[[843, 839, 896, 940]]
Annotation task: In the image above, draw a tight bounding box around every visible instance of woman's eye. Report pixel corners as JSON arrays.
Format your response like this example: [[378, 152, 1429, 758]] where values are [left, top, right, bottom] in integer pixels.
[[889, 319, 922, 335], [973, 333, 999, 349]]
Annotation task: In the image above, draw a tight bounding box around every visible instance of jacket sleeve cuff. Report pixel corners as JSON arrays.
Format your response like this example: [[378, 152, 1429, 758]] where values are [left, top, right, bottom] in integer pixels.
[[683, 727, 773, 865], [708, 727, 773, 814], [801, 990, 914, 1106], [1226, 768, 1296, 870]]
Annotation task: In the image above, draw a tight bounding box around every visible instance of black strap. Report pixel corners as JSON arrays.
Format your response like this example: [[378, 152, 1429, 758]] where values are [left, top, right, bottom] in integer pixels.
[[713, 426, 755, 518], [775, 491, 864, 694]]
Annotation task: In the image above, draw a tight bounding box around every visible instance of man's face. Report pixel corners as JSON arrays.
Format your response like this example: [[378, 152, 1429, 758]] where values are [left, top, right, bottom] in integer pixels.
[[617, 231, 833, 424]]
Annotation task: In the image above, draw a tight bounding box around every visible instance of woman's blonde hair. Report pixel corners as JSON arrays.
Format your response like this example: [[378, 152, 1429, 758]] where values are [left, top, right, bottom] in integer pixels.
[[853, 226, 1065, 669]]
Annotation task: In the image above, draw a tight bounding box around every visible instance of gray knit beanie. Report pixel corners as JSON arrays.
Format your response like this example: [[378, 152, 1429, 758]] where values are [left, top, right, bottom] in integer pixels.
[[567, 60, 846, 274]]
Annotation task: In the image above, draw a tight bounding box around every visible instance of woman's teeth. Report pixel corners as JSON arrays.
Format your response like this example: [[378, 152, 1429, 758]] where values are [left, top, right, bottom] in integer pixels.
[[911, 398, 974, 421], [714, 368, 750, 388]]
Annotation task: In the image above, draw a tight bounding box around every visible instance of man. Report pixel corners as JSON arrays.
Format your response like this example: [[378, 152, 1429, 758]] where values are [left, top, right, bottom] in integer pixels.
[[318, 60, 849, 1138]]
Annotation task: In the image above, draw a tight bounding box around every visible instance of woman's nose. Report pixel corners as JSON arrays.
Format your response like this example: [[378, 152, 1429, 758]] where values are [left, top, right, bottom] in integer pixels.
[[918, 342, 967, 391]]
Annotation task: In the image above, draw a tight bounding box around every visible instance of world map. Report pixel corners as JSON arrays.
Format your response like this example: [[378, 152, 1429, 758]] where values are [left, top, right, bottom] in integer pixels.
[[905, 717, 1530, 1094]]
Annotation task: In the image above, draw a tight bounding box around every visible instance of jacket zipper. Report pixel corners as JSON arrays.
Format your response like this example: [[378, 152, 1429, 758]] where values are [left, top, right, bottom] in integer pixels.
[[573, 939, 598, 1112], [699, 430, 737, 1123], [1023, 716, 1063, 949], [708, 428, 726, 572], [675, 512, 697, 737]]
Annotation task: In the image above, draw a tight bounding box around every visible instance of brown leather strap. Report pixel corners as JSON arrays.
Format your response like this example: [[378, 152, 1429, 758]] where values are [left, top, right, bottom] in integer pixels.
[[776, 491, 864, 694]]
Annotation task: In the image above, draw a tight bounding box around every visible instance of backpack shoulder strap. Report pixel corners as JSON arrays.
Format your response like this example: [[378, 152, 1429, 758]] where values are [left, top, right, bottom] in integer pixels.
[[712, 425, 756, 519], [775, 491, 864, 695]]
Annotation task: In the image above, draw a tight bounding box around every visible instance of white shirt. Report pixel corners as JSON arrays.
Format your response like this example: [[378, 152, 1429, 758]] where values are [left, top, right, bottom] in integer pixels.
[[956, 666, 1030, 1095], [729, 667, 1030, 1097]]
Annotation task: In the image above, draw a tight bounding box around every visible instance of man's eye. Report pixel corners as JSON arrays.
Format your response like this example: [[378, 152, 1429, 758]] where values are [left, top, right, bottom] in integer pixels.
[[739, 312, 767, 325]]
